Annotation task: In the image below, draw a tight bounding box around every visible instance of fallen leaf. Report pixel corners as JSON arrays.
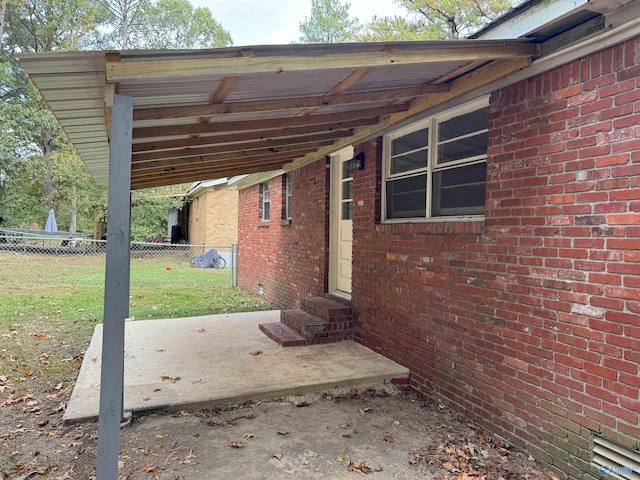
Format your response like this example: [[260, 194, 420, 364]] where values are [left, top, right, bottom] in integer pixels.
[[276, 431, 289, 436], [229, 441, 243, 448], [358, 461, 371, 474], [349, 387, 358, 397], [142, 463, 155, 472], [273, 453, 283, 461], [249, 350, 263, 356], [37, 419, 49, 427], [359, 407, 372, 414], [384, 436, 394, 443], [91, 357, 97, 362], [374, 466, 383, 472], [160, 375, 181, 383], [142, 397, 150, 401], [155, 434, 164, 439], [340, 423, 350, 429], [243, 432, 256, 439], [393, 420, 400, 426], [118, 460, 125, 469], [336, 455, 344, 462]]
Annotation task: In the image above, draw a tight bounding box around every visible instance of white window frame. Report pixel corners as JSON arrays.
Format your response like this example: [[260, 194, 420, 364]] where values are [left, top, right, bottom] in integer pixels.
[[261, 181, 270, 221], [284, 172, 292, 220], [382, 97, 489, 223]]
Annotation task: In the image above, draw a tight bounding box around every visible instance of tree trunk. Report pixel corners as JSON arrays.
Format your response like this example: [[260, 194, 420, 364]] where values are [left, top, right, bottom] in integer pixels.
[[0, 0, 7, 49], [70, 185, 77, 233], [41, 130, 54, 208]]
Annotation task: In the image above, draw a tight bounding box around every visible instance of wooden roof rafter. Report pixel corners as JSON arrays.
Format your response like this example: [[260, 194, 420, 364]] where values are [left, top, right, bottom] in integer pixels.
[[20, 39, 539, 189]]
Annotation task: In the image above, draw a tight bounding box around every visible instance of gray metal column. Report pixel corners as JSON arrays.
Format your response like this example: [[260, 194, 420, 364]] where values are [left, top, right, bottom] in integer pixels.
[[96, 94, 133, 480]]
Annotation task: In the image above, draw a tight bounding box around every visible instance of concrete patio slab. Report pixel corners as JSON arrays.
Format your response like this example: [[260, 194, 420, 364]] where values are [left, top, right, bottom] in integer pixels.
[[64, 311, 409, 423]]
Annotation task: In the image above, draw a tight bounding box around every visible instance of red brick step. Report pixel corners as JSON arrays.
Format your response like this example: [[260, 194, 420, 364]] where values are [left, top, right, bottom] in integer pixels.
[[301, 296, 353, 322], [258, 322, 305, 347]]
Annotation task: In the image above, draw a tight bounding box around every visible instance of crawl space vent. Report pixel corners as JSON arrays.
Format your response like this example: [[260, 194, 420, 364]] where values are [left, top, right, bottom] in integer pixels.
[[592, 435, 640, 480]]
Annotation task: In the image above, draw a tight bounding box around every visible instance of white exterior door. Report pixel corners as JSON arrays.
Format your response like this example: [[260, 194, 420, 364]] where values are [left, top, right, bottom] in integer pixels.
[[329, 147, 354, 296]]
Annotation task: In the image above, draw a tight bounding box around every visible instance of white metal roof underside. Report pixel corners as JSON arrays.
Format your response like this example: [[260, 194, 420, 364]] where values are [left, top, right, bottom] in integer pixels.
[[20, 41, 542, 189]]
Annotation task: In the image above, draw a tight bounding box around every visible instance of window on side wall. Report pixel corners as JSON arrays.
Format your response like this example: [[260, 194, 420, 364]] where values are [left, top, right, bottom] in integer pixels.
[[284, 172, 292, 220], [261, 181, 270, 221], [383, 98, 489, 221]]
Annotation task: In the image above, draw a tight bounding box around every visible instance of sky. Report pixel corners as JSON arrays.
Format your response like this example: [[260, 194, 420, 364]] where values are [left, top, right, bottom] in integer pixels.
[[190, 0, 409, 46]]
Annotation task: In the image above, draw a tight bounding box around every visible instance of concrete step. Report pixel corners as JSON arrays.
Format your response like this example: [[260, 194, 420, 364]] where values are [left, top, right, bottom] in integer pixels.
[[259, 322, 305, 347], [301, 296, 353, 323]]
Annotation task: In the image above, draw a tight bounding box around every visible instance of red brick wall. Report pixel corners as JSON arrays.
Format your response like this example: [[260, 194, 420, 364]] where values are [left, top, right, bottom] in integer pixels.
[[238, 161, 330, 307], [353, 38, 640, 478]]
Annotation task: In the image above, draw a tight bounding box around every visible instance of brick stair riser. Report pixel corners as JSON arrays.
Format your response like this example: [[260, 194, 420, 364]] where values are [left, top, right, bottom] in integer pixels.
[[281, 315, 352, 336], [300, 299, 353, 322]]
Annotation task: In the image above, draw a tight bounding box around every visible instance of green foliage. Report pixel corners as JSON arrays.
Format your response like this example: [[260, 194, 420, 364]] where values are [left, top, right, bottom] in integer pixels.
[[298, 0, 360, 43], [3, 0, 108, 52], [127, 0, 232, 49], [396, 0, 512, 39], [1, 0, 226, 236], [130, 186, 188, 241], [356, 15, 445, 41]]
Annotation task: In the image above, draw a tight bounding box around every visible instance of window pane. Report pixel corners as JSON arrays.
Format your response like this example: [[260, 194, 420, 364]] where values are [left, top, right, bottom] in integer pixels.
[[392, 127, 428, 156], [342, 201, 352, 220], [391, 149, 428, 174], [263, 202, 270, 220], [431, 162, 486, 216], [342, 180, 353, 200], [437, 132, 488, 164], [342, 160, 354, 179], [439, 106, 489, 142], [386, 174, 427, 219]]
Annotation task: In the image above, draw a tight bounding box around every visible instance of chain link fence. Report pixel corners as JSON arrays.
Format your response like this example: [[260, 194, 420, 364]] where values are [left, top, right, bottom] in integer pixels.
[[0, 232, 237, 289]]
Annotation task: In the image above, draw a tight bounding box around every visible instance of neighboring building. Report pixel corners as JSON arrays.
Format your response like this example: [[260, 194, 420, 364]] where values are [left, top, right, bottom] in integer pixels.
[[236, 2, 640, 478], [187, 178, 241, 246]]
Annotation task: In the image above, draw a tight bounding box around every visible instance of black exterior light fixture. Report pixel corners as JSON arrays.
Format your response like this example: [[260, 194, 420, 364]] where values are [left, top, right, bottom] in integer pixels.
[[350, 151, 365, 171]]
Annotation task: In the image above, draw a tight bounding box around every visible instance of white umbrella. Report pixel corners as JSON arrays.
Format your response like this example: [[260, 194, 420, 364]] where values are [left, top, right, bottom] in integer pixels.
[[44, 208, 58, 232]]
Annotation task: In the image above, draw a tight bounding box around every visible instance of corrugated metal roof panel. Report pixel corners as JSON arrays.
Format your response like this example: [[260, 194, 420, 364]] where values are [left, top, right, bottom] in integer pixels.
[[19, 39, 538, 188]]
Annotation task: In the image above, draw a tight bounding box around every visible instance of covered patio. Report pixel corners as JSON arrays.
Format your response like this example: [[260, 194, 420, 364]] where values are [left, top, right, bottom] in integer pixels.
[[19, 40, 541, 479]]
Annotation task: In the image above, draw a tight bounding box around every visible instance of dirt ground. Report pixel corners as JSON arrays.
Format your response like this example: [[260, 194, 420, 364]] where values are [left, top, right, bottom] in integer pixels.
[[1, 382, 558, 480]]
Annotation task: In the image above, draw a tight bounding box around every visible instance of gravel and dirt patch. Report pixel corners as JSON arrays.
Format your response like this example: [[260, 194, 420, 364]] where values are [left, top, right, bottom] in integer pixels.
[[1, 382, 558, 480]]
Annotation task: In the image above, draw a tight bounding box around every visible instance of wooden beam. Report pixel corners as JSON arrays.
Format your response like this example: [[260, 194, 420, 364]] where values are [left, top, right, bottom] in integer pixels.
[[133, 84, 449, 121], [131, 162, 285, 190], [286, 57, 532, 172], [104, 52, 121, 141], [193, 75, 239, 137], [431, 59, 488, 84], [132, 133, 348, 162], [131, 154, 302, 184], [132, 123, 369, 153], [107, 42, 537, 81], [298, 67, 372, 117], [132, 147, 317, 174], [132, 104, 407, 139], [132, 157, 295, 182]]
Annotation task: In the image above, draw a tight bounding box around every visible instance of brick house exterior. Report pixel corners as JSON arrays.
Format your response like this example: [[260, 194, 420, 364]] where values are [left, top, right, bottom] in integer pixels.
[[238, 37, 640, 478], [188, 180, 239, 246]]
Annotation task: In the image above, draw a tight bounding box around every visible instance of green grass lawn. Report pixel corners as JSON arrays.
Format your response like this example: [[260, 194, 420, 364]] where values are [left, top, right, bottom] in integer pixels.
[[0, 251, 273, 394]]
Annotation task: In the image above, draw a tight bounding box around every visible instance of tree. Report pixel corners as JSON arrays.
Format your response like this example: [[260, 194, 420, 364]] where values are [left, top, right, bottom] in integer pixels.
[[101, 0, 147, 48], [356, 15, 444, 41], [396, 0, 512, 39], [1, 0, 107, 226], [127, 0, 231, 49], [298, 0, 359, 43]]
